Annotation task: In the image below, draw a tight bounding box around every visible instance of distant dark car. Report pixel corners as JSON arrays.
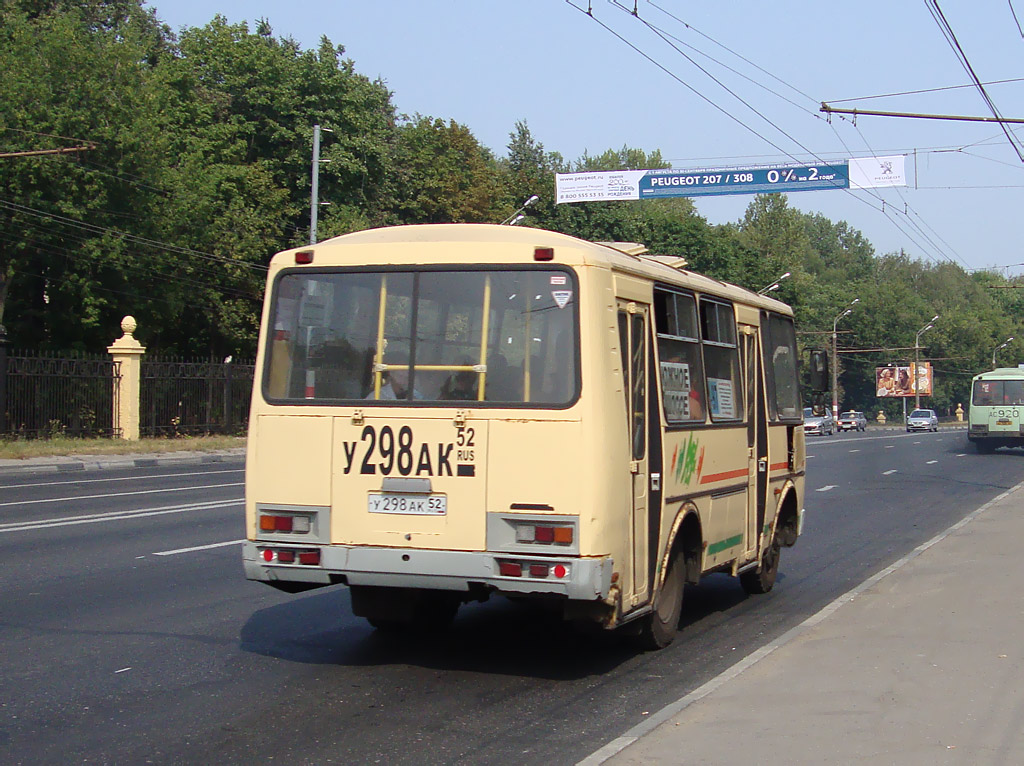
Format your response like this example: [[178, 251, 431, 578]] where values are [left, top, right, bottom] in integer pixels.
[[803, 406, 835, 436], [837, 411, 867, 432], [907, 408, 939, 432]]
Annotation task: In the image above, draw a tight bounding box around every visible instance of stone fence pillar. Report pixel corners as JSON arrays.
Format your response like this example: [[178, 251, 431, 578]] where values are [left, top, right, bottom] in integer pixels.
[[107, 316, 146, 440]]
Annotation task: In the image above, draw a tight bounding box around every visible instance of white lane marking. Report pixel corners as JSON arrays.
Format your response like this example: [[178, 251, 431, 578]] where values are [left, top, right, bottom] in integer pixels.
[[2, 468, 243, 490], [806, 455, 815, 459], [927, 460, 939, 465], [154, 539, 244, 556], [913, 441, 922, 444], [0, 499, 241, 534], [815, 485, 837, 492], [956, 454, 966, 457], [849, 449, 861, 453], [883, 469, 898, 475], [115, 667, 132, 674], [0, 482, 243, 508], [885, 445, 895, 449], [577, 480, 1024, 766]]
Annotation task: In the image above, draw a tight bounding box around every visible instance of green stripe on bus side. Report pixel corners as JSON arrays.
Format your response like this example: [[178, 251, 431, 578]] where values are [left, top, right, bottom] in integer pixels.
[[707, 533, 744, 556]]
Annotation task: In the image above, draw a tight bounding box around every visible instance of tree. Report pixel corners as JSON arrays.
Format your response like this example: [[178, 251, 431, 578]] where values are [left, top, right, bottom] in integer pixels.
[[384, 115, 502, 224], [0, 1, 170, 349]]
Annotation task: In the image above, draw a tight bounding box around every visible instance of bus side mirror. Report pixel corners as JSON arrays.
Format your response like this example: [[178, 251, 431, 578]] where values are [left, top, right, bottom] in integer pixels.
[[809, 350, 829, 392]]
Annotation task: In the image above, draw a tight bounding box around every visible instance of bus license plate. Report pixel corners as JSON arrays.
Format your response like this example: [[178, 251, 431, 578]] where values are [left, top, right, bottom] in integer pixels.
[[368, 493, 447, 516]]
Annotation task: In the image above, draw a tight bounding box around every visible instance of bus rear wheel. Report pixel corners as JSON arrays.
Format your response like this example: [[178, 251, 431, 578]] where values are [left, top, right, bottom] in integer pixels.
[[353, 586, 461, 633], [740, 534, 781, 595], [973, 439, 995, 454], [636, 550, 685, 650]]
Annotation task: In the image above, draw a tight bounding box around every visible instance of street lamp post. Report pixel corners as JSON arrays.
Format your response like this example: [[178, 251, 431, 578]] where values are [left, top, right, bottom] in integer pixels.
[[757, 271, 791, 295], [500, 195, 540, 225], [832, 298, 859, 420], [914, 315, 939, 409], [309, 124, 333, 245], [992, 336, 1015, 368]]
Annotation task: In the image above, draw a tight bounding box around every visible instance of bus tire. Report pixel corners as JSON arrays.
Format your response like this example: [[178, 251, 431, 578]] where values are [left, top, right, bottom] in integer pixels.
[[354, 586, 460, 633], [636, 550, 685, 650], [974, 439, 995, 454], [740, 534, 781, 595]]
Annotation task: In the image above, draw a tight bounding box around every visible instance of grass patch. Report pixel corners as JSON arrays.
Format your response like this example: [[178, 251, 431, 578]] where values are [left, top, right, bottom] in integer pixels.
[[0, 435, 246, 461]]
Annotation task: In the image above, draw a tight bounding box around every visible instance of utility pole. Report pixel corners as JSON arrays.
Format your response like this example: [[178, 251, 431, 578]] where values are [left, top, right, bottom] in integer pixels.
[[914, 315, 938, 410], [0, 145, 95, 159], [832, 299, 859, 419], [309, 125, 333, 245]]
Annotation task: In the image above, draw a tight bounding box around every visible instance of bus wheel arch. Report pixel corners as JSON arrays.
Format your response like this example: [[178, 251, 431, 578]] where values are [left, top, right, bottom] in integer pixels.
[[635, 507, 702, 651], [775, 485, 800, 547]]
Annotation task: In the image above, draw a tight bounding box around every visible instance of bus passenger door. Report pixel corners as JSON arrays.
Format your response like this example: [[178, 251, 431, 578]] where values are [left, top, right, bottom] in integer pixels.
[[618, 303, 650, 604], [742, 325, 768, 558]]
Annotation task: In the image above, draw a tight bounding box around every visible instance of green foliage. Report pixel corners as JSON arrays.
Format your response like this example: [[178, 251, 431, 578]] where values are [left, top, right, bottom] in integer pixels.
[[384, 115, 502, 224], [1, 0, 1022, 411]]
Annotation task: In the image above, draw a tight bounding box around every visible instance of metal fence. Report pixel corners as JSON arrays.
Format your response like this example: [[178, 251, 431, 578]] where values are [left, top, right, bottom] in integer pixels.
[[0, 351, 121, 438], [140, 357, 254, 437]]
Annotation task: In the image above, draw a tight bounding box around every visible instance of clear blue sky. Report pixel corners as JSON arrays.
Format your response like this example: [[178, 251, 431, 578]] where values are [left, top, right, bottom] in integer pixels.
[[152, 1, 1024, 274]]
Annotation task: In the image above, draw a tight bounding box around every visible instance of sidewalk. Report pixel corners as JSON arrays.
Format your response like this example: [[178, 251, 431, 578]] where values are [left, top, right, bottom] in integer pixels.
[[587, 481, 1024, 766], [0, 447, 246, 476]]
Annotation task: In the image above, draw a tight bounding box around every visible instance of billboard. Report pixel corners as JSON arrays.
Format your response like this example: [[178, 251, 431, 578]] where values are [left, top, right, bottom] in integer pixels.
[[554, 156, 905, 204], [875, 362, 932, 398]]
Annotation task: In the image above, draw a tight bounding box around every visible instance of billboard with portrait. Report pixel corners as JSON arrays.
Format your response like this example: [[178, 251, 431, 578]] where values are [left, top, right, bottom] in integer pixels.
[[875, 363, 932, 398]]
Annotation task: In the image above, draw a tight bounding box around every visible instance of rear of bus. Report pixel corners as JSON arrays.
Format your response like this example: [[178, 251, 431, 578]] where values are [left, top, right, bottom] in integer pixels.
[[243, 225, 624, 629], [968, 368, 1024, 453]]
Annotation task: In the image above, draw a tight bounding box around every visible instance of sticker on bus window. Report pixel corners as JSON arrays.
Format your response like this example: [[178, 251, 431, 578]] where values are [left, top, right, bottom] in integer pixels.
[[708, 378, 735, 418], [660, 362, 692, 420], [552, 290, 572, 309], [550, 275, 567, 285]]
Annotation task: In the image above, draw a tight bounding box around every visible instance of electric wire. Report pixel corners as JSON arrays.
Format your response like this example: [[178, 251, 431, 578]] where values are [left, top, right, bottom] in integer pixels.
[[586, 2, 962, 268], [925, 0, 1024, 162]]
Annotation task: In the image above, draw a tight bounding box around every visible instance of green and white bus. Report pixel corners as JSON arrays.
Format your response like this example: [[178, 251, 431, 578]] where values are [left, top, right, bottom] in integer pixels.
[[968, 367, 1024, 453]]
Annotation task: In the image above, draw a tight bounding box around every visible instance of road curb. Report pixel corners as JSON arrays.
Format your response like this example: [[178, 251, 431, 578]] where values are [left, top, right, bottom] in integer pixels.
[[0, 448, 246, 476]]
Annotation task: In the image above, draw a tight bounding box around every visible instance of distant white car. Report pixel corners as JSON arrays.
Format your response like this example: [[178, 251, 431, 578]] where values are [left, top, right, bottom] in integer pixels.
[[837, 411, 867, 432], [803, 406, 835, 436], [907, 408, 939, 432]]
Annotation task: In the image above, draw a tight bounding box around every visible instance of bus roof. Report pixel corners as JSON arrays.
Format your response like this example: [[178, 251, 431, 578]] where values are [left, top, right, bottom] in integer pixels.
[[276, 223, 792, 315], [974, 367, 1024, 380]]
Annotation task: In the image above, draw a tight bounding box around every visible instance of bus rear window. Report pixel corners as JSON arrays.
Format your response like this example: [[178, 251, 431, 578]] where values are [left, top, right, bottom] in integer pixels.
[[263, 268, 578, 406], [973, 379, 1024, 406]]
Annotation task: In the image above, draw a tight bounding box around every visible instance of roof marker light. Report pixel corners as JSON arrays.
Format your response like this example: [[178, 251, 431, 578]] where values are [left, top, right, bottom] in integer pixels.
[[295, 250, 314, 264], [534, 247, 554, 262]]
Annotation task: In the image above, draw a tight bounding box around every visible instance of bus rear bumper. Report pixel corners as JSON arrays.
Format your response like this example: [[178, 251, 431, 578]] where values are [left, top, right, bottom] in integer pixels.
[[243, 542, 614, 601]]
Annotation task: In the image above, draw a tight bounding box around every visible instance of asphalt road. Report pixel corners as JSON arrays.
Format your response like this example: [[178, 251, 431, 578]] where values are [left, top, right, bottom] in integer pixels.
[[2, 429, 1023, 765]]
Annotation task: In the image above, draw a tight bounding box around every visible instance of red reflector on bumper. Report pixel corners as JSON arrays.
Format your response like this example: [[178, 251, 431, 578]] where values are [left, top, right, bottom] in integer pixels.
[[277, 550, 295, 564], [529, 564, 549, 578], [298, 550, 320, 565], [499, 561, 522, 577]]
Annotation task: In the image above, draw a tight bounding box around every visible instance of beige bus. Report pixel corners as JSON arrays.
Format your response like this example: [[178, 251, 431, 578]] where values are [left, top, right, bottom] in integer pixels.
[[244, 223, 805, 649]]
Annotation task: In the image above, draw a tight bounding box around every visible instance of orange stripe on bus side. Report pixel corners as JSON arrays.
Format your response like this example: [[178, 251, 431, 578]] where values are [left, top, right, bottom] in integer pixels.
[[769, 462, 789, 471], [699, 468, 749, 484]]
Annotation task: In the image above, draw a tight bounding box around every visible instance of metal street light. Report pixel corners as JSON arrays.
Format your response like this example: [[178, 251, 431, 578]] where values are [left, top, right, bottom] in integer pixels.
[[500, 195, 540, 225], [832, 298, 859, 419], [914, 315, 939, 409], [992, 336, 1015, 368], [757, 271, 791, 295], [310, 124, 334, 245]]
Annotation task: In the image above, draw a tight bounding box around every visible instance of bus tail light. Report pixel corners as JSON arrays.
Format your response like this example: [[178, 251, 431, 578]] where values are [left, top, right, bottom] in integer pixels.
[[514, 523, 573, 545], [498, 559, 570, 580], [259, 547, 320, 565], [258, 513, 312, 533], [499, 561, 522, 577]]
